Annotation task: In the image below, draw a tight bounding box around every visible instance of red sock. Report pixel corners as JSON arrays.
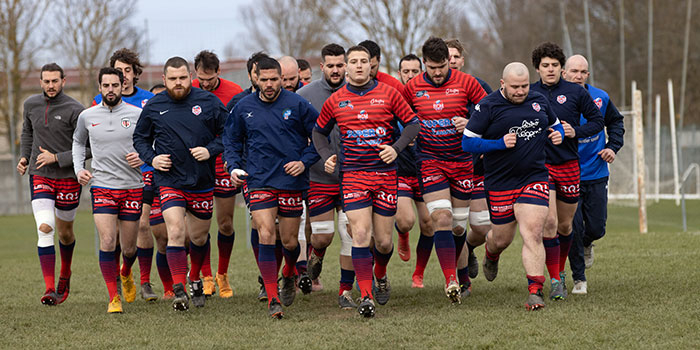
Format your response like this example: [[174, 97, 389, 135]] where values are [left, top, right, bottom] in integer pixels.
[[217, 231, 235, 275], [413, 233, 433, 277], [156, 251, 173, 292], [38, 246, 56, 291], [137, 247, 153, 284], [352, 247, 374, 299], [189, 241, 207, 282], [121, 253, 137, 277], [99, 250, 118, 298], [259, 244, 279, 304], [434, 230, 457, 284], [558, 233, 572, 274], [275, 240, 283, 273], [59, 241, 75, 278], [201, 234, 212, 278], [527, 275, 545, 294], [484, 242, 501, 261], [543, 236, 561, 280], [373, 246, 393, 279], [166, 246, 188, 286], [312, 246, 327, 258], [282, 245, 300, 278]]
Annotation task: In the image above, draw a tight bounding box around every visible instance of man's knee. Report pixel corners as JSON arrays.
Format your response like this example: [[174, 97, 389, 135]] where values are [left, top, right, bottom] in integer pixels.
[[427, 199, 453, 227], [395, 215, 414, 233], [452, 207, 469, 235]]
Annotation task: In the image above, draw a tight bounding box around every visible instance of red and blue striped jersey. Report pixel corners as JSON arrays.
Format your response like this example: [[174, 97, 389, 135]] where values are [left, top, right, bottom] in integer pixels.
[[403, 69, 486, 162], [316, 81, 419, 172]]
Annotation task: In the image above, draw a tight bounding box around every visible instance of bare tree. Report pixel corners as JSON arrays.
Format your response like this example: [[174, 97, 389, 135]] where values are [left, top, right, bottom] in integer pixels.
[[54, 0, 146, 104]]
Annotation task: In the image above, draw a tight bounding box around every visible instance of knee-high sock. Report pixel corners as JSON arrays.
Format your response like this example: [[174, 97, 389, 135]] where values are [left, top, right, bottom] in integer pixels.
[[282, 245, 300, 278], [217, 231, 235, 275], [453, 233, 466, 261], [543, 236, 561, 281], [259, 244, 279, 304], [189, 240, 208, 282], [373, 246, 393, 279], [121, 252, 137, 277], [458, 267, 470, 287], [251, 228, 260, 267], [155, 251, 173, 292], [38, 246, 55, 291], [434, 230, 457, 283], [339, 268, 355, 295], [558, 233, 572, 275], [59, 241, 75, 279], [201, 234, 212, 278], [413, 232, 433, 277], [275, 240, 284, 273], [166, 246, 188, 286], [137, 247, 153, 284], [99, 250, 118, 299], [352, 247, 374, 299]]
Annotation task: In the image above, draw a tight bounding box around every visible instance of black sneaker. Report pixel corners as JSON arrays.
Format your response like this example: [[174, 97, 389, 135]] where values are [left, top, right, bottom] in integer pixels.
[[468, 250, 479, 279], [268, 297, 284, 319], [279, 275, 297, 306], [298, 273, 312, 295], [357, 296, 375, 318], [483, 255, 499, 282], [373, 276, 391, 305], [189, 280, 205, 307], [257, 275, 267, 302], [307, 251, 324, 280], [41, 289, 58, 306], [172, 283, 189, 311]]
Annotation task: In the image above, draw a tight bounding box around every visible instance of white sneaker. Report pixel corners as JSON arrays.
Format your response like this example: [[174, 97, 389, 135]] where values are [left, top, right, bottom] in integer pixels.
[[572, 280, 587, 295], [584, 243, 595, 269]]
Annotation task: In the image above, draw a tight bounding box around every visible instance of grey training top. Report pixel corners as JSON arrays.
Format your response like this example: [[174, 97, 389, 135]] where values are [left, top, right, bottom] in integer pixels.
[[20, 91, 85, 179], [72, 101, 143, 189], [297, 78, 345, 184]]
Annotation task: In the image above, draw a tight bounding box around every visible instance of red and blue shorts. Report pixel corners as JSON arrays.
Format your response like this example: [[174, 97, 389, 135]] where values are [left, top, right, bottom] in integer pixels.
[[420, 159, 473, 200], [308, 181, 341, 217], [472, 174, 486, 200], [30, 175, 81, 210], [546, 160, 580, 204], [214, 155, 241, 198], [149, 187, 164, 225], [91, 187, 143, 221], [486, 181, 549, 225], [159, 186, 214, 220], [398, 176, 423, 202], [341, 170, 397, 217], [249, 189, 304, 217]]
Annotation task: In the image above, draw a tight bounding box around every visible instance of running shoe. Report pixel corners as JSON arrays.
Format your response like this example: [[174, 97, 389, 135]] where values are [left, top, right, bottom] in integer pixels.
[[108, 295, 123, 313], [56, 276, 70, 304], [268, 297, 284, 319], [357, 296, 376, 318], [120, 269, 136, 303], [572, 280, 588, 295], [525, 289, 545, 311], [257, 275, 268, 302], [411, 274, 424, 288], [468, 250, 479, 279], [482, 255, 499, 282], [140, 282, 158, 302], [216, 273, 233, 298], [298, 272, 312, 295], [549, 279, 565, 301], [202, 275, 215, 297], [373, 276, 391, 305], [279, 275, 297, 306], [190, 280, 205, 307], [307, 251, 324, 280], [172, 283, 189, 311], [445, 276, 461, 304], [584, 243, 595, 269], [338, 290, 358, 310], [40, 289, 57, 306]]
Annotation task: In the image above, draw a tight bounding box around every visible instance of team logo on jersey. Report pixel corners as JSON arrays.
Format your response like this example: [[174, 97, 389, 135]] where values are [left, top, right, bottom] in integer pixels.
[[121, 117, 131, 128], [282, 108, 292, 120], [416, 90, 430, 99], [375, 126, 386, 136], [339, 100, 354, 109], [370, 98, 384, 105], [532, 102, 541, 112], [557, 95, 567, 104], [474, 104, 480, 112], [433, 100, 444, 111], [192, 105, 202, 115], [357, 110, 369, 120], [445, 88, 459, 96], [594, 97, 603, 109], [141, 99, 148, 108], [508, 119, 542, 141]]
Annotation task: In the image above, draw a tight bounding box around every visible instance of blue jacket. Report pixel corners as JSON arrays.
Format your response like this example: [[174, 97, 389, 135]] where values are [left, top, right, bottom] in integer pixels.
[[226, 87, 253, 112], [133, 88, 227, 190], [579, 84, 625, 181], [224, 89, 319, 191], [531, 79, 604, 164]]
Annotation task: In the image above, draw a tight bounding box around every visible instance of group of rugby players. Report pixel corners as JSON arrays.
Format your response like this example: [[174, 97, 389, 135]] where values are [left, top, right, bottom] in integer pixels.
[[19, 35, 623, 319]]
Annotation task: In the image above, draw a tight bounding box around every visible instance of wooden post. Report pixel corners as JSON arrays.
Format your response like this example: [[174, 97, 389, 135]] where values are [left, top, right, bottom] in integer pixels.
[[634, 89, 648, 233]]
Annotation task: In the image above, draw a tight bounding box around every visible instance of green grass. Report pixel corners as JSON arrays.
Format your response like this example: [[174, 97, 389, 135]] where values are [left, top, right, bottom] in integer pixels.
[[2, 200, 700, 349]]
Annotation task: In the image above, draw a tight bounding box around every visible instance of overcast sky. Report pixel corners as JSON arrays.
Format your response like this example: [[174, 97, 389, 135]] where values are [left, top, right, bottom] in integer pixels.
[[132, 0, 253, 64]]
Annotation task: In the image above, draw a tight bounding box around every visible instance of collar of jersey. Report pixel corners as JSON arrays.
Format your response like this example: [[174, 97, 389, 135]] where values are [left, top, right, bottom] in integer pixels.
[[422, 68, 453, 88], [345, 79, 378, 96]]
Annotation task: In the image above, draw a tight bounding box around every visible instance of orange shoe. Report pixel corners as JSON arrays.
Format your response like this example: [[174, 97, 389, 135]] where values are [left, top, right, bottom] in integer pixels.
[[411, 274, 424, 288], [162, 290, 175, 300]]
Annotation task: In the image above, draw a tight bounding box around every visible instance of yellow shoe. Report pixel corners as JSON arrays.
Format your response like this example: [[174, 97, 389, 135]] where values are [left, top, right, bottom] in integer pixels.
[[203, 276, 215, 296], [216, 273, 233, 298], [120, 269, 136, 303], [108, 295, 123, 313]]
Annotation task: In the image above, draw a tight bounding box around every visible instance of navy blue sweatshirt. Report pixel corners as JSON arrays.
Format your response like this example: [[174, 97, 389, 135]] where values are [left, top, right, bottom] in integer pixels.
[[224, 89, 319, 191], [530, 79, 604, 165], [133, 88, 227, 190]]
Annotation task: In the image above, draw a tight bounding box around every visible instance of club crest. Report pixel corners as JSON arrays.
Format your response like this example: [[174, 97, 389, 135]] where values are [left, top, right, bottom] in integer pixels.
[[192, 105, 202, 115]]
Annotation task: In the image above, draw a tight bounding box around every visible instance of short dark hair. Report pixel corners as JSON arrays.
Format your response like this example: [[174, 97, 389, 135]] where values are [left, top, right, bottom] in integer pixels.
[[358, 40, 381, 60], [40, 63, 64, 79], [110, 48, 144, 84], [255, 56, 281, 75], [247, 51, 271, 74], [194, 50, 220, 72], [346, 45, 371, 61], [445, 39, 464, 55], [149, 83, 165, 93], [532, 42, 566, 69], [421, 37, 449, 63], [98, 67, 124, 84], [321, 43, 345, 61], [399, 54, 422, 70], [297, 59, 310, 71], [163, 56, 190, 75]]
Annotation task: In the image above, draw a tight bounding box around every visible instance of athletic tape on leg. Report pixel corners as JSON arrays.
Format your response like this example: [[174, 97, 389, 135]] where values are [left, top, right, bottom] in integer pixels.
[[452, 207, 470, 232], [337, 212, 352, 256], [470, 210, 491, 226], [426, 199, 452, 215], [32, 199, 55, 247], [311, 221, 335, 235], [55, 208, 77, 222]]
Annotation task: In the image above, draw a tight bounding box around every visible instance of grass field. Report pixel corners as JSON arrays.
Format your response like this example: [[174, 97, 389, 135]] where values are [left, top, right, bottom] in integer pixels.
[[2, 200, 700, 349]]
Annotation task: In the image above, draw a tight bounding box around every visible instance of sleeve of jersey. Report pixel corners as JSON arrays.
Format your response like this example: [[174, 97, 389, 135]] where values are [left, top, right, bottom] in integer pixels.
[[299, 101, 321, 169], [604, 99, 625, 153], [573, 88, 605, 138], [400, 83, 415, 110], [545, 102, 565, 140], [462, 102, 505, 153], [71, 112, 88, 175], [312, 100, 336, 161], [204, 102, 227, 157], [465, 76, 488, 104], [223, 106, 247, 172], [391, 90, 420, 152], [133, 108, 157, 165]]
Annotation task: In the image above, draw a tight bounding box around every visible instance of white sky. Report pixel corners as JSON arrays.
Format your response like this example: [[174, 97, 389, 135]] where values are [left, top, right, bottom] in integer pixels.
[[132, 0, 253, 64]]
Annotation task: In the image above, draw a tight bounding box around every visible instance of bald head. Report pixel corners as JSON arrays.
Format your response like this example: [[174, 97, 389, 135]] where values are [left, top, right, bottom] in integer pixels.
[[563, 54, 589, 87], [278, 56, 300, 91], [500, 62, 530, 104]]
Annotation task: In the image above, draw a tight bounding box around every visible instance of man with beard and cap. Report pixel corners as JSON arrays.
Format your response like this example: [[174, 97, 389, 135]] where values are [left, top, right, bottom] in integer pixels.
[[279, 56, 304, 92], [133, 56, 228, 311], [298, 43, 358, 309], [462, 62, 564, 310], [72, 68, 144, 313], [18, 63, 84, 306], [224, 56, 319, 319], [192, 50, 244, 299]]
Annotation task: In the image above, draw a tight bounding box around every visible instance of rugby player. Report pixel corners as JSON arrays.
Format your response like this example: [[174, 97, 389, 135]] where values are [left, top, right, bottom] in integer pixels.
[[358, 40, 405, 95], [398, 54, 422, 85], [562, 54, 624, 295], [193, 50, 244, 298], [313, 45, 420, 317], [530, 42, 603, 300], [279, 56, 304, 92], [224, 56, 319, 319], [73, 68, 144, 313], [18, 63, 84, 306], [462, 62, 564, 310], [402, 37, 486, 303], [298, 58, 312, 84], [133, 56, 228, 311]]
